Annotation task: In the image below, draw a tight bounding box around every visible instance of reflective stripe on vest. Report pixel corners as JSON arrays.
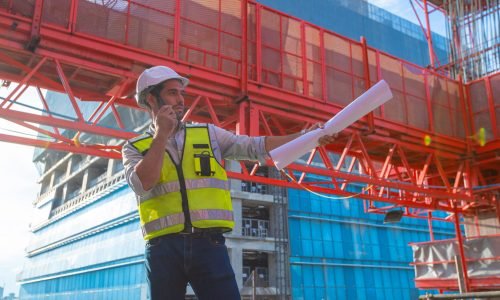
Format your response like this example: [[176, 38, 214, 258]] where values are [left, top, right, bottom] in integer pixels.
[[137, 177, 230, 204], [141, 212, 185, 236], [130, 125, 233, 240], [190, 209, 234, 222], [141, 209, 233, 235]]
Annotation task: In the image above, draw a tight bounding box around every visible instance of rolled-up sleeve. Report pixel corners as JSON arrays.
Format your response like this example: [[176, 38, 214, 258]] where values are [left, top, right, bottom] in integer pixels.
[[122, 142, 148, 195], [209, 125, 270, 164]]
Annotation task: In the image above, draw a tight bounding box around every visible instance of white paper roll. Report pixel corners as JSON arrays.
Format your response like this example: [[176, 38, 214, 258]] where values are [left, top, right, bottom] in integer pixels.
[[270, 80, 393, 170]]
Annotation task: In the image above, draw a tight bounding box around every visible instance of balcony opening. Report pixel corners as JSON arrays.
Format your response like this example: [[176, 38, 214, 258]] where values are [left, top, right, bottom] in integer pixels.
[[49, 189, 63, 213], [241, 166, 270, 194], [40, 178, 50, 195], [41, 150, 66, 173], [65, 175, 83, 202], [243, 251, 269, 288], [87, 158, 109, 188], [53, 168, 66, 185], [242, 205, 270, 238], [70, 155, 84, 173], [112, 159, 124, 174]]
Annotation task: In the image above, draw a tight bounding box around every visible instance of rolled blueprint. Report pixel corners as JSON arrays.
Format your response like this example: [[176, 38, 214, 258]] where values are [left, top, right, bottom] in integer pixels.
[[270, 80, 393, 170]]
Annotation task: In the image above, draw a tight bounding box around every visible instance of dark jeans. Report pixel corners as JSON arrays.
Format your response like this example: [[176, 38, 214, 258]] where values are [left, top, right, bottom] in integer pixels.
[[145, 232, 241, 300]]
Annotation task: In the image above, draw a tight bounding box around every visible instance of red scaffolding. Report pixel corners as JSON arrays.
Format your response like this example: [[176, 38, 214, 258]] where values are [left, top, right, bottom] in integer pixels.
[[0, 0, 498, 292]]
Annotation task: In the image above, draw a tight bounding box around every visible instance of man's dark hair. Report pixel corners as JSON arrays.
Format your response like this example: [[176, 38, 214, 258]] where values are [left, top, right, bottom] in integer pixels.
[[142, 82, 164, 109], [149, 82, 164, 99]]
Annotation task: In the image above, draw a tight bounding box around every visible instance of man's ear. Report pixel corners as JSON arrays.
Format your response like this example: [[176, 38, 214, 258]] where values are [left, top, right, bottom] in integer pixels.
[[145, 93, 156, 110]]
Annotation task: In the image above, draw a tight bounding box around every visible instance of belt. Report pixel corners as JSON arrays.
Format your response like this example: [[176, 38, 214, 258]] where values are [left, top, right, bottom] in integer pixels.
[[147, 227, 229, 245], [178, 226, 227, 236]]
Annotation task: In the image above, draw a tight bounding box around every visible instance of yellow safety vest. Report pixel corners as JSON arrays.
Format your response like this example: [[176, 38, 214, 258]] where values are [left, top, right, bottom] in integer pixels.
[[130, 125, 234, 240]]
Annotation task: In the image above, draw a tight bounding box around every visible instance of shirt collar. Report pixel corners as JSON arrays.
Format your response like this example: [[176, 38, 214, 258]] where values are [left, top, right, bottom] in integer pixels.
[[147, 122, 186, 137]]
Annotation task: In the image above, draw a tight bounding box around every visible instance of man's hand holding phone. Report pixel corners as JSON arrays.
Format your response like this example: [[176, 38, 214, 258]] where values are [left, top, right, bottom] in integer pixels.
[[154, 105, 178, 139]]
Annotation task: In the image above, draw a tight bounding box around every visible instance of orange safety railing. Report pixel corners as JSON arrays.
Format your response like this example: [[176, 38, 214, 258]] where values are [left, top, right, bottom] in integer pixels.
[[0, 0, 497, 213], [467, 72, 500, 144], [0, 0, 472, 142]]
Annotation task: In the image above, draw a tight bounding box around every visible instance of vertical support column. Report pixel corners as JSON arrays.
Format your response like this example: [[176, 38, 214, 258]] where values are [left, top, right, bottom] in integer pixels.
[[268, 250, 277, 288], [279, 15, 283, 89], [27, 0, 43, 51], [446, 1, 462, 78], [423, 0, 435, 68], [360, 36, 375, 132], [66, 156, 72, 179], [427, 211, 435, 241], [62, 183, 69, 203], [125, 0, 131, 45], [106, 158, 114, 178], [255, 3, 262, 83], [454, 254, 467, 293], [217, 0, 222, 71], [424, 72, 435, 132], [69, 0, 78, 33], [229, 246, 243, 289], [484, 76, 498, 139], [375, 50, 385, 117], [231, 196, 243, 240], [82, 169, 89, 193], [320, 29, 327, 102], [301, 21, 308, 97], [226, 160, 242, 193], [236, 101, 248, 135], [458, 74, 472, 150], [249, 103, 259, 136], [453, 210, 470, 292], [465, 76, 478, 138], [252, 270, 257, 300], [241, 0, 248, 93], [61, 157, 71, 202], [174, 0, 181, 60], [49, 171, 56, 190]]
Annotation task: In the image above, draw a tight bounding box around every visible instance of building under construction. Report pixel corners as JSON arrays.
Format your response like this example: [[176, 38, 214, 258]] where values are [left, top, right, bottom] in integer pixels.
[[0, 0, 498, 299]]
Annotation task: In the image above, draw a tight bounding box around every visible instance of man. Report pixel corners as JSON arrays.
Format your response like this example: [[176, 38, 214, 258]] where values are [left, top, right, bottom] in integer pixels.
[[122, 66, 336, 299]]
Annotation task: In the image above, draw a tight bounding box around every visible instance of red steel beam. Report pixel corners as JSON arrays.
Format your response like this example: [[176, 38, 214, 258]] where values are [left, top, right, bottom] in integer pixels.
[[0, 133, 121, 159], [0, 0, 497, 216], [0, 57, 47, 108], [0, 108, 136, 140]]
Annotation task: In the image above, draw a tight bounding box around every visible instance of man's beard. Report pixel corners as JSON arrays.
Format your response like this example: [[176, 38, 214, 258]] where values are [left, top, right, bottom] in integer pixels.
[[174, 106, 185, 121]]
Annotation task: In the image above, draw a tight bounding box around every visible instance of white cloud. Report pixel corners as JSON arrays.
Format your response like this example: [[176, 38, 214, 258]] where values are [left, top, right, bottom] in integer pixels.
[[0, 85, 43, 295], [0, 142, 38, 295]]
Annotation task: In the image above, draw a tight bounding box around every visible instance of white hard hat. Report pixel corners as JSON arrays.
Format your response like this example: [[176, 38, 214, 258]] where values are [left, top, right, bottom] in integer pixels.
[[136, 66, 189, 108]]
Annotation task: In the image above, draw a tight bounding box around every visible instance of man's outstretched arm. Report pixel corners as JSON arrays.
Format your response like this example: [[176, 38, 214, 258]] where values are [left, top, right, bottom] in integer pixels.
[[264, 123, 337, 152]]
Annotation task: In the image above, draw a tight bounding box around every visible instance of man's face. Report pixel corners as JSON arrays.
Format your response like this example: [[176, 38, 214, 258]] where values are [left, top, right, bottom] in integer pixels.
[[147, 79, 185, 120]]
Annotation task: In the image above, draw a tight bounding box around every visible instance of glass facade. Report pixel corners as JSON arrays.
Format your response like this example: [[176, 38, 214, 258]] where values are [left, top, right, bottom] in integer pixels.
[[19, 184, 147, 299], [21, 261, 146, 300], [288, 183, 455, 299]]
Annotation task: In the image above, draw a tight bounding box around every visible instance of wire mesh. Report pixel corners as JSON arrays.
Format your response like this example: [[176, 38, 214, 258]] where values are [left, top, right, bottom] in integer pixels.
[[444, 0, 500, 81], [0, 0, 482, 140]]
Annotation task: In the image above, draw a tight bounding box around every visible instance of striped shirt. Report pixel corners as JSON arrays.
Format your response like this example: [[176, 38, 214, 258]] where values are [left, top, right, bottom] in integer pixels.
[[122, 123, 269, 196]]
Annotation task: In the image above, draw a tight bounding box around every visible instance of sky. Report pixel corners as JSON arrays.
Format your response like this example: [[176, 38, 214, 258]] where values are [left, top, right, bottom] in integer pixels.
[[0, 85, 43, 296], [367, 0, 446, 36], [0, 1, 447, 296]]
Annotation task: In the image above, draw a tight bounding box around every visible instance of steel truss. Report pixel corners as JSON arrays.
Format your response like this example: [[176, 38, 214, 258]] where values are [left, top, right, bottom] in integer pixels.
[[0, 0, 497, 221]]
